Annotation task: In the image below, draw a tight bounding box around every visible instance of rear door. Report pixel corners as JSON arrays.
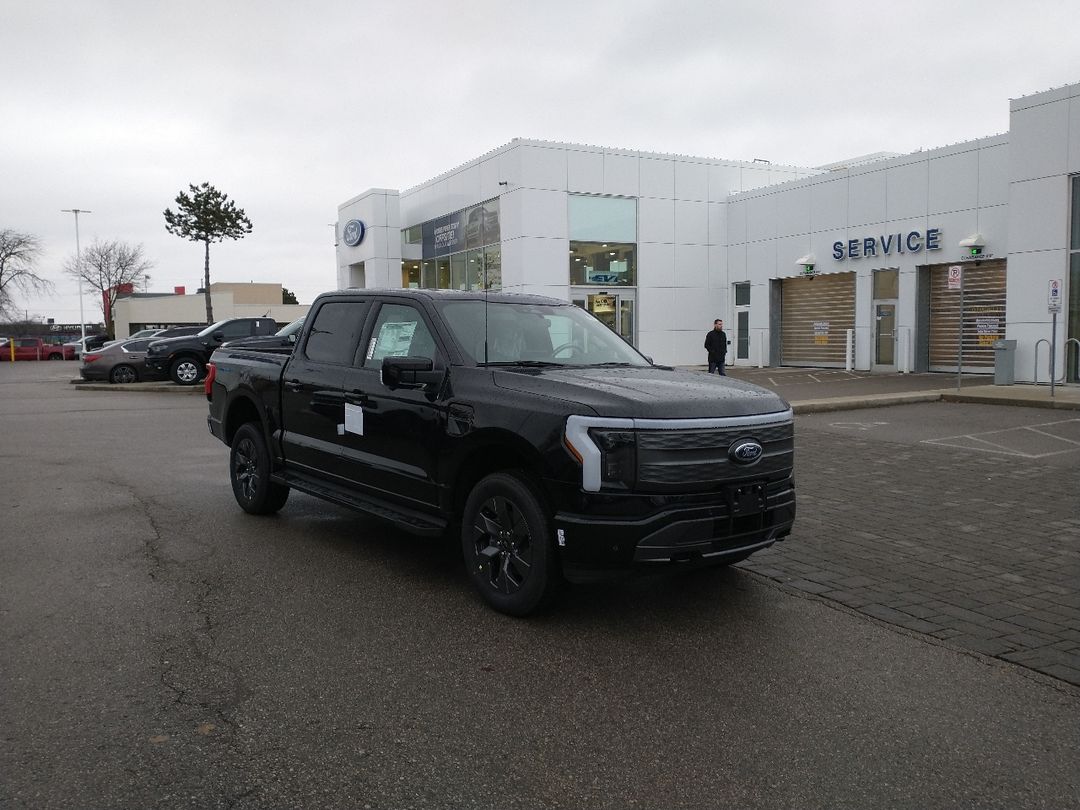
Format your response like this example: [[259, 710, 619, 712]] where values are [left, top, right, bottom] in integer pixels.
[[279, 298, 370, 479], [338, 298, 451, 509]]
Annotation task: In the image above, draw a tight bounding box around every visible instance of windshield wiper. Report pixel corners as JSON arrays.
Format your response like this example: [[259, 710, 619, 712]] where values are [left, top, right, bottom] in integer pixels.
[[478, 360, 566, 367], [588, 362, 638, 367]]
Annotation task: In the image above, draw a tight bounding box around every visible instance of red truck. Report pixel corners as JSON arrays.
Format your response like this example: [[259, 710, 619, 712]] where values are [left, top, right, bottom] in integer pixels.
[[0, 337, 71, 361]]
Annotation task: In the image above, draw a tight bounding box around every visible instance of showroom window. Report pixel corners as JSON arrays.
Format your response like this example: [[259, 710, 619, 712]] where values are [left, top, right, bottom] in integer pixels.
[[400, 199, 501, 290], [568, 195, 637, 287]]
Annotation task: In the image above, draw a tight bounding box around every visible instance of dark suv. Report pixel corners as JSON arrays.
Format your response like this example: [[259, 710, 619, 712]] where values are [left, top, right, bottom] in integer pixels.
[[145, 317, 279, 385]]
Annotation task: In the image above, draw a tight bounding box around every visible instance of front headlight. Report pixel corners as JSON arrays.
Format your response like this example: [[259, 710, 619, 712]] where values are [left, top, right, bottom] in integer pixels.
[[564, 416, 637, 492]]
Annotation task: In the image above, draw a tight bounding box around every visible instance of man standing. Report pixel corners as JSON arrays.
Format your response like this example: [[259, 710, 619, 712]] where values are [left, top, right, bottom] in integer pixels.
[[704, 318, 729, 375]]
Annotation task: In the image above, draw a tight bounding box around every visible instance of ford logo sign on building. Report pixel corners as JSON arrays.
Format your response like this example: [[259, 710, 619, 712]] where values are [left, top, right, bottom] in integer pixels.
[[342, 219, 366, 247], [729, 439, 764, 465]]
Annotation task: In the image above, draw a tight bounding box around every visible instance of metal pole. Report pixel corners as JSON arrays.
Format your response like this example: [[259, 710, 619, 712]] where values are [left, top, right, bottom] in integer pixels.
[[61, 209, 92, 341], [957, 274, 964, 392], [1050, 311, 1057, 398]]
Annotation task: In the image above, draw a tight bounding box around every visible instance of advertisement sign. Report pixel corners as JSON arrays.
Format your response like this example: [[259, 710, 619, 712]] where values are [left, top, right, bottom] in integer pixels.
[[976, 316, 1001, 347]]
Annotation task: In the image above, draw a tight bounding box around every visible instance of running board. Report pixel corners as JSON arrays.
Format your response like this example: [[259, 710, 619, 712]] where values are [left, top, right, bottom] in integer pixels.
[[274, 471, 447, 537]]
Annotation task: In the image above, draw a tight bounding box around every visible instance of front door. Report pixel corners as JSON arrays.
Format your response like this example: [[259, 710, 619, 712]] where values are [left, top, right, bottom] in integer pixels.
[[873, 302, 897, 372], [571, 289, 636, 344], [338, 299, 450, 510]]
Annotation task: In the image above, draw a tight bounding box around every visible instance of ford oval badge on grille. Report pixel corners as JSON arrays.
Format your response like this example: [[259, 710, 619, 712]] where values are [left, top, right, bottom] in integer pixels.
[[730, 439, 764, 465]]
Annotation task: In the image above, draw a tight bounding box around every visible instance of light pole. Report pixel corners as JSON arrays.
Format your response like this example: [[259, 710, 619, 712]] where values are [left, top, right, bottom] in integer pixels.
[[61, 208, 91, 341]]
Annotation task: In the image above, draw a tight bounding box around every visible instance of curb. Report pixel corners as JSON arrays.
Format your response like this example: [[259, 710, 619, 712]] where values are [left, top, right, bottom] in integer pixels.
[[73, 381, 204, 394]]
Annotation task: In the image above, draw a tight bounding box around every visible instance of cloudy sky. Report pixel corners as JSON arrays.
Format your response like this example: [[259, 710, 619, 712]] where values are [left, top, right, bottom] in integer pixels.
[[3, 0, 1078, 325]]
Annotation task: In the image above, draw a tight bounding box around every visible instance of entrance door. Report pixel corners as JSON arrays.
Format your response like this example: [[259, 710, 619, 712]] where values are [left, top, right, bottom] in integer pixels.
[[873, 303, 896, 372], [571, 289, 636, 345]]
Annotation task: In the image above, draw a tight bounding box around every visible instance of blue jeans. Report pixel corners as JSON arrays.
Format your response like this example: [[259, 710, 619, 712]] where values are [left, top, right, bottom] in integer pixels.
[[708, 357, 726, 375]]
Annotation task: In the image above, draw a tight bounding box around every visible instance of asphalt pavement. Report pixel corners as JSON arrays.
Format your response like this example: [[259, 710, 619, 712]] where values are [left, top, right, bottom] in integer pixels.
[[2, 361, 1079, 808]]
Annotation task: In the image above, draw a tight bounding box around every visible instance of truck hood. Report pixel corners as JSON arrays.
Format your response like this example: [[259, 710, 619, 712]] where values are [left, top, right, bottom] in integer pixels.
[[493, 366, 789, 419]]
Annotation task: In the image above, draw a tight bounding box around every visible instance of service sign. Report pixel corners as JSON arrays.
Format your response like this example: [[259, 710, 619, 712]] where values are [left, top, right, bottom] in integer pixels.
[[1048, 278, 1062, 313]]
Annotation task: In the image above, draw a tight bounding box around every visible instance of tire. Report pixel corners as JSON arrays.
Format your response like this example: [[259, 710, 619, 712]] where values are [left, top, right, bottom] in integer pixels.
[[110, 364, 138, 384], [229, 423, 290, 515], [169, 356, 204, 386], [461, 471, 558, 616], [48, 353, 63, 361]]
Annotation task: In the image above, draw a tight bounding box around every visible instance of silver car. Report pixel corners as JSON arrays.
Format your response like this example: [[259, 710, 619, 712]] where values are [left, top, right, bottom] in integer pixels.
[[80, 338, 166, 384]]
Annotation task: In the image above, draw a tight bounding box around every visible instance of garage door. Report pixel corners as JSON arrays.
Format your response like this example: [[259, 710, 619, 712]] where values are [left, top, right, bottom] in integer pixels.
[[928, 261, 1006, 372], [780, 272, 856, 367]]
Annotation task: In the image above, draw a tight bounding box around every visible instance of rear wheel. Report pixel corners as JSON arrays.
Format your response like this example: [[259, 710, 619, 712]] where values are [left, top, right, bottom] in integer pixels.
[[461, 471, 558, 616], [230, 423, 290, 515], [48, 353, 63, 360], [169, 356, 204, 385], [110, 364, 138, 384]]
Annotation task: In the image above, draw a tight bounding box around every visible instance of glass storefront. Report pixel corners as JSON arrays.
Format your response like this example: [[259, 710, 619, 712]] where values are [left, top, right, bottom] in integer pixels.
[[568, 194, 638, 344], [401, 198, 501, 290]]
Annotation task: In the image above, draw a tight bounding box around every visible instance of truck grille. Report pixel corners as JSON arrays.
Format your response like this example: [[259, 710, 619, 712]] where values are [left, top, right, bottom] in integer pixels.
[[635, 421, 793, 491]]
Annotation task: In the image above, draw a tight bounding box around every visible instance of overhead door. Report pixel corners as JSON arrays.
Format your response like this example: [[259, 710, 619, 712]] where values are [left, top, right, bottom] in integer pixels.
[[928, 261, 1006, 372], [780, 272, 856, 367]]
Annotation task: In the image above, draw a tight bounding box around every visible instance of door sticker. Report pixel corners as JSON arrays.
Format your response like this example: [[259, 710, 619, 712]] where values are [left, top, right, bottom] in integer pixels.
[[344, 402, 364, 436]]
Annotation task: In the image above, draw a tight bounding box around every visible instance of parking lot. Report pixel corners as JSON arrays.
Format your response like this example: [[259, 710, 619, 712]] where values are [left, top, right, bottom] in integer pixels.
[[2, 362, 1078, 809]]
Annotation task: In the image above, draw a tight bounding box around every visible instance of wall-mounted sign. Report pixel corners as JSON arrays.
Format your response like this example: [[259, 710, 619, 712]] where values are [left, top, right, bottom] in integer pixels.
[[948, 265, 962, 290], [833, 228, 941, 260], [813, 320, 829, 345], [343, 219, 366, 247]]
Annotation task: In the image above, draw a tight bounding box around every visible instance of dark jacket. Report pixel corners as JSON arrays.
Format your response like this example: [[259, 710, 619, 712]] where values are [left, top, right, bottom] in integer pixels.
[[704, 329, 728, 359]]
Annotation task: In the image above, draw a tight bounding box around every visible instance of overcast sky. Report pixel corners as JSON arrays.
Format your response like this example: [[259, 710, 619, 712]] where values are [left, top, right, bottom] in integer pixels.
[[3, 0, 1078, 325]]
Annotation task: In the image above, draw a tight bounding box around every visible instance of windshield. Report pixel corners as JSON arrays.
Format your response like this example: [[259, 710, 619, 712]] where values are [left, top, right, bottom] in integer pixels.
[[276, 317, 306, 336], [438, 300, 650, 367], [197, 320, 230, 337]]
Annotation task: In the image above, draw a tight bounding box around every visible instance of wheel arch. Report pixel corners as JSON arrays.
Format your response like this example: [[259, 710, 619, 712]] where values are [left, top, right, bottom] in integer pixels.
[[447, 430, 553, 522], [222, 391, 265, 447]]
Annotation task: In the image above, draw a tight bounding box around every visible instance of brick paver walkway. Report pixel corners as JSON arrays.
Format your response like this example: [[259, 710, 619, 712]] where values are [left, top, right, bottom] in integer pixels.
[[740, 427, 1080, 685]]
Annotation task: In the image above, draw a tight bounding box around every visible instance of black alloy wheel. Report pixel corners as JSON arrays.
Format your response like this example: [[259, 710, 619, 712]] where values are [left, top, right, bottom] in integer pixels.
[[461, 471, 557, 616], [229, 423, 290, 515], [110, 364, 138, 384]]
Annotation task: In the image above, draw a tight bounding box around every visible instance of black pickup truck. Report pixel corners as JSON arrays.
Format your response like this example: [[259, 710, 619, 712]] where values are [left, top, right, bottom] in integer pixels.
[[206, 289, 795, 615], [146, 317, 279, 385]]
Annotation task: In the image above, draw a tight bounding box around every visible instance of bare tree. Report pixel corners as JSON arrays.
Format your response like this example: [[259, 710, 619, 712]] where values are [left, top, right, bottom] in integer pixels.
[[0, 229, 52, 319], [65, 240, 154, 337]]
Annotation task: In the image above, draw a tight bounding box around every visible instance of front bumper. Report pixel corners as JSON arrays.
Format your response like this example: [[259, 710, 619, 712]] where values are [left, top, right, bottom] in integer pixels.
[[145, 356, 168, 373], [551, 480, 795, 583]]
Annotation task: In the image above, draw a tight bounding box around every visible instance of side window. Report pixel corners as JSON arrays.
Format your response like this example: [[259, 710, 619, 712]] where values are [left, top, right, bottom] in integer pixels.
[[125, 340, 154, 352], [363, 303, 438, 368], [220, 320, 253, 340], [304, 302, 368, 364]]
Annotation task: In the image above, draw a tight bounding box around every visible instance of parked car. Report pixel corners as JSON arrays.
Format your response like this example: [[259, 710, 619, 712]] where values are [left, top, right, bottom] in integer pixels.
[[80, 338, 166, 384], [220, 316, 306, 351], [145, 317, 279, 385], [0, 337, 68, 361], [64, 335, 110, 360]]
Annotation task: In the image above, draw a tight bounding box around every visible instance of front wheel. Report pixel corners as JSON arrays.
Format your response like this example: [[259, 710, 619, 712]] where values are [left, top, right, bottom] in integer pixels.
[[461, 471, 558, 616], [230, 423, 290, 515], [169, 356, 204, 386]]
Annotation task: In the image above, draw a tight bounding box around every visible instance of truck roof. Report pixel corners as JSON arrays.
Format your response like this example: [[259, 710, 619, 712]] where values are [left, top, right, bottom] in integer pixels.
[[335, 288, 568, 307]]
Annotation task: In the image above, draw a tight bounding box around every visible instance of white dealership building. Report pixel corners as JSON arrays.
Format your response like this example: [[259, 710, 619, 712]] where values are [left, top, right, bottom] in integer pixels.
[[337, 80, 1080, 382]]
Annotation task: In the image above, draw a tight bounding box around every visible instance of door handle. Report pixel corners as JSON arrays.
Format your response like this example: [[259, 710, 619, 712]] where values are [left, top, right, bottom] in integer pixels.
[[285, 379, 304, 393]]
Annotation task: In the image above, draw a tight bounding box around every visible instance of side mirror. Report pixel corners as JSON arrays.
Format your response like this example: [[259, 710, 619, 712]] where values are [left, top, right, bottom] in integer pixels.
[[382, 355, 443, 389], [212, 331, 225, 343]]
